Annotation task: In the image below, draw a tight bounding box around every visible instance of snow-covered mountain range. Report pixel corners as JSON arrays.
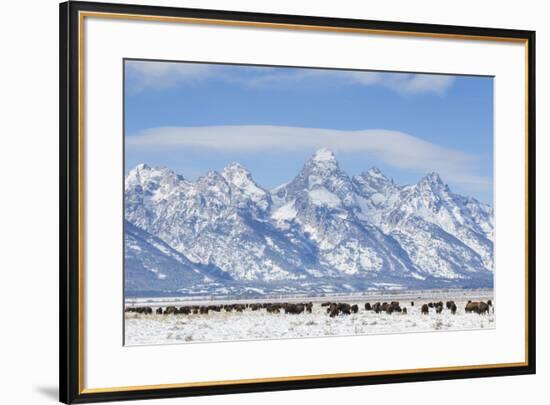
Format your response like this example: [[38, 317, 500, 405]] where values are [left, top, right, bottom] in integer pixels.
[[125, 148, 494, 297]]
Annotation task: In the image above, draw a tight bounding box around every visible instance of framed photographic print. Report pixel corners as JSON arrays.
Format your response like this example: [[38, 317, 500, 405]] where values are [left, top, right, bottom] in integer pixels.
[[60, 1, 536, 403]]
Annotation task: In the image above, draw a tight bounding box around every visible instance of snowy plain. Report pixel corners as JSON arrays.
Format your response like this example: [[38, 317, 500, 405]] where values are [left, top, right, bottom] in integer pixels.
[[125, 289, 494, 345]]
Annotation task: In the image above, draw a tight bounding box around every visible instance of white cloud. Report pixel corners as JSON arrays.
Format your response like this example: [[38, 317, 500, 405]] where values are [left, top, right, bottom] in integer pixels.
[[125, 60, 215, 93], [127, 125, 489, 190], [245, 70, 454, 95], [125, 60, 454, 95], [349, 72, 454, 95]]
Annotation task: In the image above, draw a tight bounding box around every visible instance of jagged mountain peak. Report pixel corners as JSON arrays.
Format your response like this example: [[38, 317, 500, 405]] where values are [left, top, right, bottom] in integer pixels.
[[311, 147, 336, 162], [222, 161, 248, 173], [195, 170, 231, 195], [135, 162, 150, 171], [419, 171, 446, 188], [221, 161, 254, 183], [130, 163, 172, 175], [221, 161, 270, 210], [303, 148, 340, 173], [366, 166, 385, 177], [353, 167, 397, 200], [125, 163, 185, 194], [359, 167, 393, 185]]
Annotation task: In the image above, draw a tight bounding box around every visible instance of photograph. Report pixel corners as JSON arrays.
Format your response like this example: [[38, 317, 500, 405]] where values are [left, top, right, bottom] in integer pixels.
[[123, 60, 495, 345]]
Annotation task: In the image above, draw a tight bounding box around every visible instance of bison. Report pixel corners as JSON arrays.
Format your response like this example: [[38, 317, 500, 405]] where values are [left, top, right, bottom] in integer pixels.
[[450, 303, 457, 314], [338, 303, 352, 315], [421, 304, 429, 314], [390, 301, 402, 312], [328, 303, 339, 317], [134, 306, 152, 314], [250, 303, 262, 311], [465, 301, 490, 314], [164, 306, 178, 315], [284, 303, 305, 315], [266, 304, 281, 314]]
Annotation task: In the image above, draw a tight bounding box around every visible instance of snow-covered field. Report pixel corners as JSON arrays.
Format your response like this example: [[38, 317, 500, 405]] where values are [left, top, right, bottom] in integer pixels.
[[124, 290, 495, 346]]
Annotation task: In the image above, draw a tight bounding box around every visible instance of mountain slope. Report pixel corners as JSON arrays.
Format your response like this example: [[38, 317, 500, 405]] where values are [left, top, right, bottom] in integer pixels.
[[125, 164, 318, 283], [124, 148, 494, 295], [271, 149, 425, 280], [124, 220, 230, 292]]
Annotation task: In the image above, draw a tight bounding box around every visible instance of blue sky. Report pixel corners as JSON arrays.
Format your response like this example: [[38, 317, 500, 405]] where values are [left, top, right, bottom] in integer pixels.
[[124, 59, 494, 204]]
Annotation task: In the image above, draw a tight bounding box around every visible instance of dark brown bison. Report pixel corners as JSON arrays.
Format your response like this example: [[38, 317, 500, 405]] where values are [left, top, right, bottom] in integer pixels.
[[351, 304, 359, 313], [328, 303, 339, 317], [390, 301, 402, 312], [134, 306, 152, 314], [155, 307, 163, 315], [478, 302, 490, 314], [284, 303, 305, 315], [178, 306, 191, 315], [402, 307, 407, 314], [446, 301, 455, 309], [410, 301, 414, 307], [338, 303, 352, 315], [365, 303, 372, 311], [465, 301, 477, 313], [450, 303, 457, 314], [465, 301, 490, 314], [421, 304, 429, 314], [266, 304, 281, 314], [164, 306, 178, 315]]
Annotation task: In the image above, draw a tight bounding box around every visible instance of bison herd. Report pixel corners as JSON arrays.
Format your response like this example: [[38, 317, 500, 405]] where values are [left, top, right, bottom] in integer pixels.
[[321, 302, 359, 317], [126, 299, 493, 318], [125, 302, 314, 316], [420, 301, 457, 315]]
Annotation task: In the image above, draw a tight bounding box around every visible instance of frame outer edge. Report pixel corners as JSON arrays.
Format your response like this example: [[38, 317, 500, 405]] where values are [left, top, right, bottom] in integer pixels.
[[59, 2, 69, 403], [61, 1, 536, 402], [61, 1, 83, 403], [527, 31, 536, 374]]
